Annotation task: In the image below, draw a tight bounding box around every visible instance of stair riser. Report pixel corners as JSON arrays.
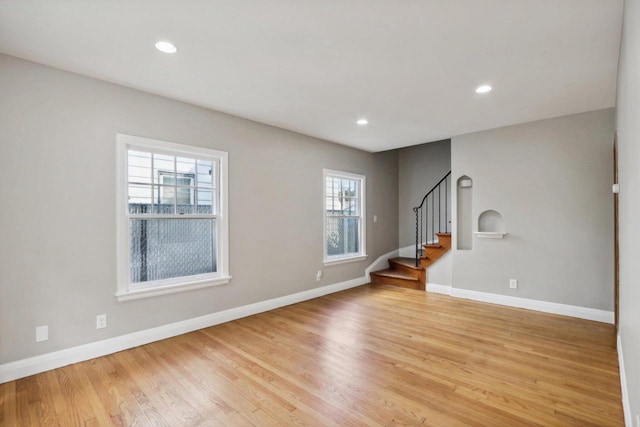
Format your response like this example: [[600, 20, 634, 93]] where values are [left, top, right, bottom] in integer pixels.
[[371, 274, 424, 290], [436, 233, 452, 239], [431, 233, 452, 248], [421, 251, 448, 267], [424, 247, 446, 259], [388, 260, 422, 279]]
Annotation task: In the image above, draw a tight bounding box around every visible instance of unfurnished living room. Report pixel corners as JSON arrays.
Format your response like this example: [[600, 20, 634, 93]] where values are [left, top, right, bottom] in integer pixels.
[[0, 1, 639, 426]]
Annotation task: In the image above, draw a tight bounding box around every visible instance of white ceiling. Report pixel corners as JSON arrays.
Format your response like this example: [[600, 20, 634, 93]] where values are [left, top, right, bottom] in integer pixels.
[[0, 1, 623, 152]]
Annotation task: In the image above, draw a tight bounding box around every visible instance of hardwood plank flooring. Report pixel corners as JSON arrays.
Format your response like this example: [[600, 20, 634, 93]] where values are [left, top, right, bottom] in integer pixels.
[[0, 284, 624, 426]]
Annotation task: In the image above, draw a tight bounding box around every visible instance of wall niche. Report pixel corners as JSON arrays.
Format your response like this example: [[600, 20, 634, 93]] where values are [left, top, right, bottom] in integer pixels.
[[475, 209, 507, 239], [456, 176, 473, 250]]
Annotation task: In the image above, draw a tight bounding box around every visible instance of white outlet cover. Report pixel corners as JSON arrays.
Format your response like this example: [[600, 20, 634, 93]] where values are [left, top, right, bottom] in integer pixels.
[[96, 314, 107, 329], [509, 279, 518, 289], [36, 325, 48, 342]]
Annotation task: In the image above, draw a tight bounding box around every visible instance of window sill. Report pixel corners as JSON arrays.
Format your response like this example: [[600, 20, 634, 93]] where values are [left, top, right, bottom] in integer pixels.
[[115, 276, 232, 302], [323, 254, 368, 267]]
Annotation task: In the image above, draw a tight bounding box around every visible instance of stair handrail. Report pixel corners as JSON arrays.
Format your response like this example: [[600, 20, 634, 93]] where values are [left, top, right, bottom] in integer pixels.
[[413, 172, 451, 211], [412, 171, 451, 267]]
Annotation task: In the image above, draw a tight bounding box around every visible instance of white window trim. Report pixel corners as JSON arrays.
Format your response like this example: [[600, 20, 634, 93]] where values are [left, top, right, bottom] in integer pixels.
[[323, 169, 367, 266], [115, 134, 231, 302], [323, 254, 368, 267]]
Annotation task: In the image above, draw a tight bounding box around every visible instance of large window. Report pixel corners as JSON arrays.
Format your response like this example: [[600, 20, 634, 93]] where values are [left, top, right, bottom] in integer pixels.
[[323, 169, 366, 265], [116, 134, 230, 301]]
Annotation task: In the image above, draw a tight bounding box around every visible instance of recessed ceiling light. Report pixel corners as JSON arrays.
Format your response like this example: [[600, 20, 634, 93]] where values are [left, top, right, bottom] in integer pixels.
[[155, 41, 178, 54], [475, 85, 492, 94], [356, 119, 368, 125]]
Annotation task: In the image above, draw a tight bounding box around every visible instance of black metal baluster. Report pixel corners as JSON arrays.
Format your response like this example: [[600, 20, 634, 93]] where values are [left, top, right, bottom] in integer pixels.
[[431, 191, 434, 244], [438, 184, 441, 233], [445, 176, 448, 233], [413, 171, 451, 267], [420, 206, 423, 255], [414, 207, 419, 267]]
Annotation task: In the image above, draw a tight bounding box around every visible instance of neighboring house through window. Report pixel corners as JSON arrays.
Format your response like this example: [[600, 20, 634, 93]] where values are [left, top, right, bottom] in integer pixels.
[[158, 171, 195, 205], [323, 169, 367, 265], [116, 134, 230, 301]]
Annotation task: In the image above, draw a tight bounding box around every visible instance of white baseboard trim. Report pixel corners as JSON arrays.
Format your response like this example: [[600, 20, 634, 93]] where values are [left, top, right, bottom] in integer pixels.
[[618, 335, 632, 427], [426, 283, 452, 295], [425, 285, 614, 324], [365, 248, 399, 279], [448, 288, 614, 324], [0, 276, 368, 384]]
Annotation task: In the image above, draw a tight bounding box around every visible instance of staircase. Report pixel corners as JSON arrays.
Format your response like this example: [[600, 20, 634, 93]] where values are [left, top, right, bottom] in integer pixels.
[[370, 233, 451, 290], [371, 171, 452, 290]]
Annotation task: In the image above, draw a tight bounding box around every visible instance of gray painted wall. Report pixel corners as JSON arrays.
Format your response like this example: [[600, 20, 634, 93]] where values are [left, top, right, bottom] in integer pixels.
[[397, 140, 451, 248], [0, 54, 399, 364], [616, 0, 640, 420], [451, 109, 615, 310]]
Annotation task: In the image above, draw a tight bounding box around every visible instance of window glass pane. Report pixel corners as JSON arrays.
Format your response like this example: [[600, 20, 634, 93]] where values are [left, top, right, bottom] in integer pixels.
[[129, 218, 217, 283], [333, 179, 353, 214], [175, 187, 196, 214], [326, 176, 335, 191], [128, 150, 152, 188], [153, 153, 175, 185], [161, 173, 195, 211], [341, 179, 347, 193], [128, 184, 153, 213], [197, 160, 214, 189], [128, 150, 151, 174], [153, 185, 175, 214], [326, 217, 359, 256], [128, 150, 151, 162], [345, 199, 355, 215], [128, 166, 152, 184], [176, 157, 196, 175], [326, 197, 339, 214], [197, 189, 214, 214]]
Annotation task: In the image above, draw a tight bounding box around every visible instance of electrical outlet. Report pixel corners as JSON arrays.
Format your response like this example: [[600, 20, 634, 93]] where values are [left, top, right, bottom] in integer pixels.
[[509, 279, 518, 289], [36, 325, 48, 342], [373, 215, 378, 223], [96, 314, 107, 329], [316, 270, 323, 281]]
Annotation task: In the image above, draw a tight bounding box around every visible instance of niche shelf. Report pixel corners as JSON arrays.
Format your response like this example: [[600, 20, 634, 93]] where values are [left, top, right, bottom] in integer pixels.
[[474, 231, 507, 239], [476, 210, 506, 239]]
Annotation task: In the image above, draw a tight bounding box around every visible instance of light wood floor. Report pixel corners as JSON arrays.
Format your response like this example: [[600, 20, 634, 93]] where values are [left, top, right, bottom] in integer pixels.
[[0, 284, 623, 426]]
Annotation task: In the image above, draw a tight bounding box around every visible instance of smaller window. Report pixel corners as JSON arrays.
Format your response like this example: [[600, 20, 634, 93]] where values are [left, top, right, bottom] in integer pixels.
[[323, 169, 367, 265]]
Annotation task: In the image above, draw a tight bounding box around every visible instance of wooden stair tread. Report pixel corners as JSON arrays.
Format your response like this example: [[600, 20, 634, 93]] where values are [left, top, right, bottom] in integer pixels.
[[424, 244, 443, 249], [389, 257, 422, 270], [371, 269, 419, 281]]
